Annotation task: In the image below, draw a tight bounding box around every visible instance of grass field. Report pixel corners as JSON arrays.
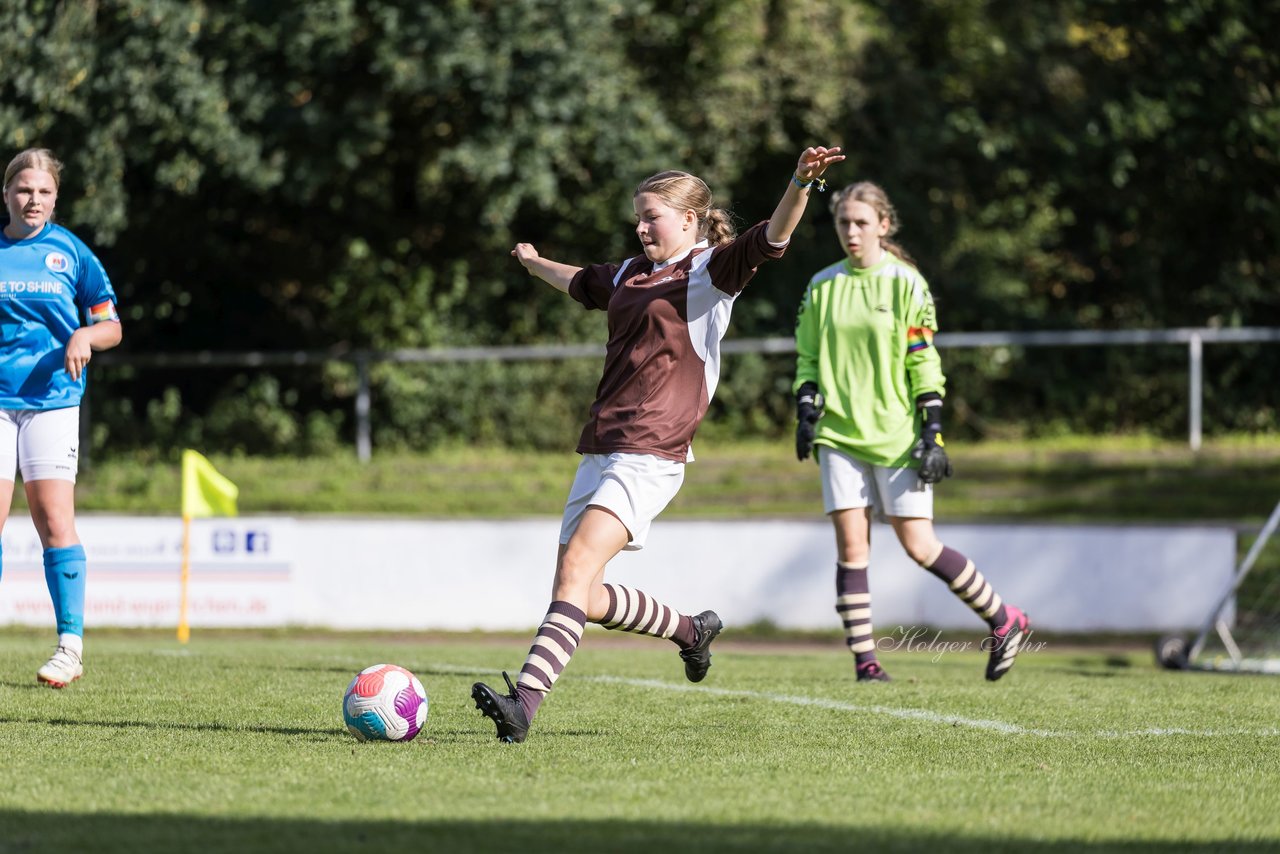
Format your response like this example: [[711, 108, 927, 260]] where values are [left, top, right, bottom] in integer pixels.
[[61, 434, 1280, 522], [2, 630, 1278, 853], [3, 435, 1277, 851]]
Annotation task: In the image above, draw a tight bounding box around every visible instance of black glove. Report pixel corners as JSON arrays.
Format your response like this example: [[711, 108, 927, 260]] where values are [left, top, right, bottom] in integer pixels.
[[911, 393, 953, 484], [795, 382, 824, 461]]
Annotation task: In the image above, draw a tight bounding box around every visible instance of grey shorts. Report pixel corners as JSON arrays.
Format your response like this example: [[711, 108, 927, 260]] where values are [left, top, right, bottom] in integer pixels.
[[818, 444, 932, 520]]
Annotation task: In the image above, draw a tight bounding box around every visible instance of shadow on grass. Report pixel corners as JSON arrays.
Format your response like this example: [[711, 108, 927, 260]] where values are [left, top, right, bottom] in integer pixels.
[[0, 714, 502, 745], [0, 680, 58, 691], [0, 713, 341, 739], [1045, 656, 1135, 678], [0, 812, 1272, 854]]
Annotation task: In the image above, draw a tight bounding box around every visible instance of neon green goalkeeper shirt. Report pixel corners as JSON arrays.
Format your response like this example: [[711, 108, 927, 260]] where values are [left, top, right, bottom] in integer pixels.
[[793, 253, 946, 468]]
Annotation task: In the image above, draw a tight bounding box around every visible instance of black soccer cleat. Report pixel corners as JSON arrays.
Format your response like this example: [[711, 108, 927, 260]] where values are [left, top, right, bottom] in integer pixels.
[[985, 605, 1030, 682], [856, 660, 891, 682], [471, 671, 531, 743], [679, 610, 723, 683]]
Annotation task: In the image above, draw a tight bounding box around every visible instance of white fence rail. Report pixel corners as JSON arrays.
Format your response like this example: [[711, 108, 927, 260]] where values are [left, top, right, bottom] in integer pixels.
[[96, 326, 1280, 460], [0, 515, 1238, 632]]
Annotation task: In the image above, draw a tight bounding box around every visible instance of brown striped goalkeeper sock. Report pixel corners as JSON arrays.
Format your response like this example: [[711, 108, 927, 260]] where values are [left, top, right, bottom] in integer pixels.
[[923, 545, 1008, 629], [836, 562, 879, 667]]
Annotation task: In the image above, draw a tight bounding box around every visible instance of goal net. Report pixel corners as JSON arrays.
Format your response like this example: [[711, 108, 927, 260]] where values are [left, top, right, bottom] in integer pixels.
[[1156, 499, 1280, 674]]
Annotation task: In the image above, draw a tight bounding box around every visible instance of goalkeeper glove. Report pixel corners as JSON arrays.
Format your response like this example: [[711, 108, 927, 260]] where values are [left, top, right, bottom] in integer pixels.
[[911, 393, 953, 484], [795, 382, 824, 461]]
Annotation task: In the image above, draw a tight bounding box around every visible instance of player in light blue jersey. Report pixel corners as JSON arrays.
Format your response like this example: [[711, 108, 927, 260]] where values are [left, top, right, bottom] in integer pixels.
[[0, 148, 122, 688]]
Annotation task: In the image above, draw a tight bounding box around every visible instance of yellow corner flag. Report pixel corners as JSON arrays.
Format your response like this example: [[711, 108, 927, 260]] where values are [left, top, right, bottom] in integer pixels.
[[182, 449, 238, 519], [178, 450, 238, 644]]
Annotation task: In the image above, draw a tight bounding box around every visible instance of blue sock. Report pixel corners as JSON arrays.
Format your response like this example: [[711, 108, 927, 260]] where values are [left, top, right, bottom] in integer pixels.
[[44, 545, 87, 637]]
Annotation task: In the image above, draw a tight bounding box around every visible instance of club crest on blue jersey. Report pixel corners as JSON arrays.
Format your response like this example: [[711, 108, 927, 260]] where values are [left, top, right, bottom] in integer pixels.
[[44, 251, 70, 273]]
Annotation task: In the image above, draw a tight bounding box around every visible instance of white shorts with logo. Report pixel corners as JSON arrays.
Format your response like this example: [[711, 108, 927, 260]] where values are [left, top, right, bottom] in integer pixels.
[[819, 444, 932, 521], [560, 452, 686, 551], [0, 406, 81, 483]]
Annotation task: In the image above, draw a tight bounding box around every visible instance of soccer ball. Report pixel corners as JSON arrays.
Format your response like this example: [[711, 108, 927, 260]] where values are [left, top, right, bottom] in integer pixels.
[[342, 663, 429, 742]]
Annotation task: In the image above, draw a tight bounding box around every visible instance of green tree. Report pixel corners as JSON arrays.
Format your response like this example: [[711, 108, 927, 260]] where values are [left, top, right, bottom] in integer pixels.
[[1, 0, 1274, 453]]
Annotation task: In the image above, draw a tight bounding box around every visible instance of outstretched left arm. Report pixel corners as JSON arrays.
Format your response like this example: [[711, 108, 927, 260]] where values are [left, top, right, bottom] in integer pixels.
[[765, 146, 845, 245]]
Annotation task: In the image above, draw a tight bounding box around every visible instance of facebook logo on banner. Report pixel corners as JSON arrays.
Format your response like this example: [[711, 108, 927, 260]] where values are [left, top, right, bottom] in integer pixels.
[[212, 529, 237, 553], [246, 531, 270, 553]]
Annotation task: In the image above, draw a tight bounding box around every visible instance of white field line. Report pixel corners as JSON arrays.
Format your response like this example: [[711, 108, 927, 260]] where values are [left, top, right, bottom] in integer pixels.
[[430, 662, 1280, 739], [587, 674, 1052, 735], [585, 675, 1280, 739]]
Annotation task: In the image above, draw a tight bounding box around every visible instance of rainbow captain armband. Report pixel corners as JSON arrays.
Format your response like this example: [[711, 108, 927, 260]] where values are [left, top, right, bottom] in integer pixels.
[[906, 326, 933, 353], [88, 300, 119, 324]]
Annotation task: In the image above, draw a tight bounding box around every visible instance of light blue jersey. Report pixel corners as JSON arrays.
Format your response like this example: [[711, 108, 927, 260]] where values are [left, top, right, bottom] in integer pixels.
[[0, 220, 118, 410]]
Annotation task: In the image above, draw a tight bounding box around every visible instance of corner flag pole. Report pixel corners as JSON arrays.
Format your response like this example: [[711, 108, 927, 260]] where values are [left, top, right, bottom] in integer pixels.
[[178, 515, 192, 644]]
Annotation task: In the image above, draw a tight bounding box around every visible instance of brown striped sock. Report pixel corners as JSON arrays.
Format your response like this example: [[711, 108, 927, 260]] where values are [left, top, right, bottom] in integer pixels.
[[598, 583, 696, 648], [835, 562, 878, 667], [514, 600, 586, 722], [923, 545, 1008, 629]]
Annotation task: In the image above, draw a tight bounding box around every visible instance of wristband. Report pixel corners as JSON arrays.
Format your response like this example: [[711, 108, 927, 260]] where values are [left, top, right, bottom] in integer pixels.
[[797, 381, 824, 412], [792, 174, 827, 192]]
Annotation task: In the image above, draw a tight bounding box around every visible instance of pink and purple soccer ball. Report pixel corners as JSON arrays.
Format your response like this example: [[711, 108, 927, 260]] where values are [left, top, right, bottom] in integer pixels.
[[343, 664, 429, 742]]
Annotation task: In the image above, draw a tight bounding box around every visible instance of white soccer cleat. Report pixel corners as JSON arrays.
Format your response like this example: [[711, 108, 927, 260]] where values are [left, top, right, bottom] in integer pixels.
[[37, 645, 84, 688]]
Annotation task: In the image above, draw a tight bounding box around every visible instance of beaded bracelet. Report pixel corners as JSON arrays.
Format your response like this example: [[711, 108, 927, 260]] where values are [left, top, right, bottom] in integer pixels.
[[791, 174, 827, 192]]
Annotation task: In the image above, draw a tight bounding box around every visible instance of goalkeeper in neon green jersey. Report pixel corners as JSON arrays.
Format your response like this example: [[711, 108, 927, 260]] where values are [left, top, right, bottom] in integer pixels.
[[793, 181, 1029, 683]]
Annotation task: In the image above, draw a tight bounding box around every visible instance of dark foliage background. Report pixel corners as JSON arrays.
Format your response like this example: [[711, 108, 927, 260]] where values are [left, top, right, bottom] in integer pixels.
[[2, 0, 1275, 455]]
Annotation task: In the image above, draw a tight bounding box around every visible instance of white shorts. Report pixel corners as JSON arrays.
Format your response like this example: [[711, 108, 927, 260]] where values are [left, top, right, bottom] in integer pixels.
[[819, 444, 931, 521], [560, 452, 686, 551], [0, 406, 81, 483]]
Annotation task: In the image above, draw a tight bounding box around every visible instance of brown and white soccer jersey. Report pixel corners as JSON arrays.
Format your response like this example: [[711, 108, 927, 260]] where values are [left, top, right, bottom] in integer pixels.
[[568, 220, 786, 463]]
